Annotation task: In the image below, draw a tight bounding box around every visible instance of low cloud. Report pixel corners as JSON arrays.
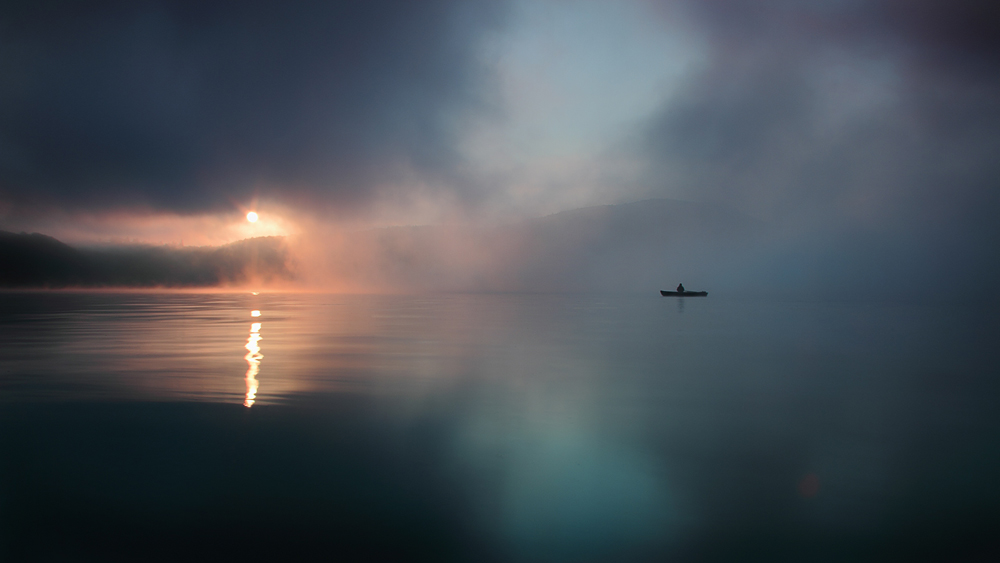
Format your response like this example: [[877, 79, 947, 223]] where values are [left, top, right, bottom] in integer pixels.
[[640, 0, 1000, 220], [631, 0, 1000, 291], [3, 1, 998, 296], [0, 0, 505, 215]]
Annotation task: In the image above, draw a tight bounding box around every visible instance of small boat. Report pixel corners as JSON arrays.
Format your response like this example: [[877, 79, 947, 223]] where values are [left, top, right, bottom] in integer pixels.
[[660, 290, 707, 296]]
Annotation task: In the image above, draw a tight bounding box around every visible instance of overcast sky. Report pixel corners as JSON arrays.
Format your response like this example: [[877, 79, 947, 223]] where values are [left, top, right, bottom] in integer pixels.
[[1, 0, 998, 261]]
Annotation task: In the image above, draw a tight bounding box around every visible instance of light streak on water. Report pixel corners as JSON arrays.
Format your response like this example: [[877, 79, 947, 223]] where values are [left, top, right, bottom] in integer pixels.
[[244, 315, 262, 407]]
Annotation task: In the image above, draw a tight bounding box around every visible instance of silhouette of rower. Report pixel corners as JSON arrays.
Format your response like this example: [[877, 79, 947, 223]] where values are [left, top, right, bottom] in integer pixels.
[[676, 283, 685, 293]]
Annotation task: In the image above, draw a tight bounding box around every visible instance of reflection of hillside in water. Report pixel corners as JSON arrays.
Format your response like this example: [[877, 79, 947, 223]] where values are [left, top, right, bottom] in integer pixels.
[[244, 314, 262, 407]]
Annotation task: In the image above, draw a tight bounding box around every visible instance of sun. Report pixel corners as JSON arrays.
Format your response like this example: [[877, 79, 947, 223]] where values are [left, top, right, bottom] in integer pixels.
[[246, 211, 258, 223]]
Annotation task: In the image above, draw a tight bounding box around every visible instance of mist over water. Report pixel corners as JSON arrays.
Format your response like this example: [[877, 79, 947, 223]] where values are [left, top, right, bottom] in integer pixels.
[[1, 291, 996, 561], [3, 2, 998, 559]]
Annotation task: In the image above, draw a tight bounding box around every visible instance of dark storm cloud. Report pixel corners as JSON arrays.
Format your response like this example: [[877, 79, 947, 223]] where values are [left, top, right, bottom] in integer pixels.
[[638, 0, 1000, 293], [0, 0, 504, 212], [643, 0, 1000, 222]]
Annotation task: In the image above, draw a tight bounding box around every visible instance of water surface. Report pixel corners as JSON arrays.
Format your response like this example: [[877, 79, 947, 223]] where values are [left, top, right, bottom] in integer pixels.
[[1, 292, 997, 561]]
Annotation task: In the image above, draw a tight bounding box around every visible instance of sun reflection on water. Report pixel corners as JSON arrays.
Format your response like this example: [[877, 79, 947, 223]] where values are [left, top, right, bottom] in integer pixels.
[[244, 314, 263, 407]]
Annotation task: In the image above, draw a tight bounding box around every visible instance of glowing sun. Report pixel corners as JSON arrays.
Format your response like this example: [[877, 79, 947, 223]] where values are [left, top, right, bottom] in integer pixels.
[[246, 211, 258, 223]]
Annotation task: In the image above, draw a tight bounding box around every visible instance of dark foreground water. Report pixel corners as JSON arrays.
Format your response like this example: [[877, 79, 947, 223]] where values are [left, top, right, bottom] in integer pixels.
[[0, 292, 997, 562]]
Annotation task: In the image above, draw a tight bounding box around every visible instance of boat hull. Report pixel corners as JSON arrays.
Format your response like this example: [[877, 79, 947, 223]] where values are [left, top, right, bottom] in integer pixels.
[[660, 290, 707, 296]]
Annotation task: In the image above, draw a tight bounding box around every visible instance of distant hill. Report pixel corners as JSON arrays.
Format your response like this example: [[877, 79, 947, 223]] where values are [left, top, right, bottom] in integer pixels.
[[4, 198, 988, 298], [308, 198, 770, 293], [0, 199, 770, 292], [0, 232, 295, 288]]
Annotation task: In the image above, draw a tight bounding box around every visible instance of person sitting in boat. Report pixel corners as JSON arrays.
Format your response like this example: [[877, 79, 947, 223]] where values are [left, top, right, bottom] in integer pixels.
[[676, 283, 685, 293]]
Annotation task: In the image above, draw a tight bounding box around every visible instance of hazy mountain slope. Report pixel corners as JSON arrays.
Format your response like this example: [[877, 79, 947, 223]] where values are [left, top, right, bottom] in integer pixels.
[[315, 199, 769, 293], [0, 233, 294, 288], [508, 199, 767, 292], [1, 199, 770, 292]]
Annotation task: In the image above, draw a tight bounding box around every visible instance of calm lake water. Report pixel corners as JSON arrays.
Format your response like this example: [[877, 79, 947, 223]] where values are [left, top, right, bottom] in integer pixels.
[[1, 292, 997, 561]]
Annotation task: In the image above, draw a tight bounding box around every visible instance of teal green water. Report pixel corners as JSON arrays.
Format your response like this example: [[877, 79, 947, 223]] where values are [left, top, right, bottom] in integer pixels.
[[0, 292, 997, 561]]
